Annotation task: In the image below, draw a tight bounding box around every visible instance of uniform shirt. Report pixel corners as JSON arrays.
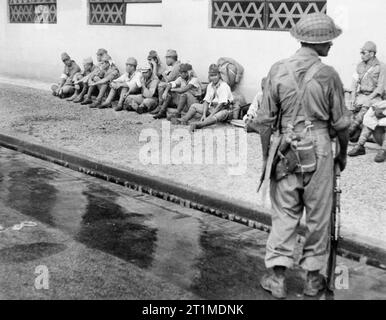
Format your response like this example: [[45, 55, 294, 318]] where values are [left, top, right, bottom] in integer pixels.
[[170, 76, 202, 97], [163, 61, 181, 82], [204, 80, 233, 105], [113, 71, 142, 90], [353, 58, 386, 95], [139, 73, 160, 98], [257, 47, 350, 132], [103, 64, 120, 82], [62, 60, 81, 85]]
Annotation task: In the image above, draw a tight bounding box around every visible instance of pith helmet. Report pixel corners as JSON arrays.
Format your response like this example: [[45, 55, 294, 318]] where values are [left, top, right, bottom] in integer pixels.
[[290, 13, 342, 44], [362, 41, 377, 53]]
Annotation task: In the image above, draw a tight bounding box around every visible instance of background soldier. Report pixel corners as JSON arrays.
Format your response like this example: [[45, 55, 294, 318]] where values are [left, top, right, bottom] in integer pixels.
[[256, 13, 350, 299], [348, 41, 386, 142]]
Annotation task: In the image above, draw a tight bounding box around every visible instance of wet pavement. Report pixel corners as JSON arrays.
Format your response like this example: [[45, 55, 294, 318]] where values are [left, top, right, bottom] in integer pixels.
[[0, 147, 385, 300]]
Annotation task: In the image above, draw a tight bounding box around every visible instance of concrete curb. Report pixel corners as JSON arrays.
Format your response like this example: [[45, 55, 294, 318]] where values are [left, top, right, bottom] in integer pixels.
[[0, 132, 385, 270]]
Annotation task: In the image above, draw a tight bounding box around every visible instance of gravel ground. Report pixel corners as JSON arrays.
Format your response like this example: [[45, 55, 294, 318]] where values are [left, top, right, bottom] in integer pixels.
[[0, 81, 385, 244]]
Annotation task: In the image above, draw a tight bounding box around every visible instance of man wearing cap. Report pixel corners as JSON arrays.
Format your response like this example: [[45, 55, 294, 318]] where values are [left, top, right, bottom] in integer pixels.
[[348, 41, 386, 144], [51, 52, 81, 98], [67, 57, 96, 102], [99, 57, 141, 111], [123, 65, 159, 114], [152, 49, 182, 115], [147, 50, 166, 80], [175, 64, 233, 131], [153, 63, 202, 120], [82, 54, 120, 109], [255, 13, 350, 299], [74, 48, 108, 103]]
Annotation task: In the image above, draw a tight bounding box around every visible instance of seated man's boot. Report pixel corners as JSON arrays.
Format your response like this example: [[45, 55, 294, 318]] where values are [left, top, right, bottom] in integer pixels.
[[348, 145, 366, 157], [81, 98, 93, 105], [150, 105, 161, 115], [260, 272, 287, 299], [304, 271, 325, 297], [89, 100, 102, 109], [114, 104, 124, 112], [374, 149, 386, 163], [136, 105, 148, 114], [99, 101, 112, 109]]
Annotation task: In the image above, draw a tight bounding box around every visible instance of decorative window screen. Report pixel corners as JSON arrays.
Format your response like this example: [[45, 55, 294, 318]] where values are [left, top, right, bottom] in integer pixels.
[[9, 0, 57, 24], [89, 0, 162, 26], [212, 0, 327, 31]]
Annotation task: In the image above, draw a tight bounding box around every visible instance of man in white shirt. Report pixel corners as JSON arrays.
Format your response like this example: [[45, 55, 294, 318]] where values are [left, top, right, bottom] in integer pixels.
[[98, 58, 141, 111], [175, 64, 233, 132]]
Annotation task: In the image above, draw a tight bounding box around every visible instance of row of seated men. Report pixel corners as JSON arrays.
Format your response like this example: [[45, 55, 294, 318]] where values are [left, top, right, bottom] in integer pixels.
[[51, 49, 248, 133], [51, 43, 386, 162]]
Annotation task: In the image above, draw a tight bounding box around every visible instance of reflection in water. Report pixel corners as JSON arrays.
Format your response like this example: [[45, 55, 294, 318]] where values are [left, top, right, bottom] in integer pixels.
[[76, 184, 158, 269]]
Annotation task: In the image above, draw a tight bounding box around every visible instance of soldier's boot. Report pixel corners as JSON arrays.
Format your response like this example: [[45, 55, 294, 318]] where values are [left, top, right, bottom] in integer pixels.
[[137, 104, 148, 115], [154, 97, 171, 119], [260, 270, 287, 299], [114, 103, 124, 112], [150, 105, 161, 115], [304, 271, 325, 297], [374, 149, 386, 163], [348, 145, 366, 157], [89, 99, 102, 109], [99, 101, 112, 109], [67, 91, 78, 101]]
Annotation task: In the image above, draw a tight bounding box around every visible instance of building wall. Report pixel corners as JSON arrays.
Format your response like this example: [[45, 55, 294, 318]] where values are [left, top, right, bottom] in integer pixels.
[[0, 0, 385, 101]]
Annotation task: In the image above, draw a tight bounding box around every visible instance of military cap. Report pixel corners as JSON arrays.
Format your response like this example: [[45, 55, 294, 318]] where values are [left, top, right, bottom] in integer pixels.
[[208, 64, 220, 75], [166, 49, 178, 58], [362, 41, 377, 53], [97, 48, 108, 56], [147, 50, 158, 60], [180, 63, 192, 72], [290, 13, 342, 44], [126, 57, 138, 66], [83, 57, 93, 65], [61, 52, 71, 61]]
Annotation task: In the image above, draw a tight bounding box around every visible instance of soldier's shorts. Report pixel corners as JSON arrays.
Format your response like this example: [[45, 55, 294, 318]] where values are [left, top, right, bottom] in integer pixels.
[[124, 94, 158, 111], [265, 128, 333, 272], [189, 103, 231, 122]]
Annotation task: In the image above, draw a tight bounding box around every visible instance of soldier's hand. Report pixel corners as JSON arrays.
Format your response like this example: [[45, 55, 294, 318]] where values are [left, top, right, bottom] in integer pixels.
[[334, 153, 347, 172]]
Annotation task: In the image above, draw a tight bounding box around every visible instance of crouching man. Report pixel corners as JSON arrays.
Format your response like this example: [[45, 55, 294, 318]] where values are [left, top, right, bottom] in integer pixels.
[[67, 57, 97, 101], [99, 57, 141, 111], [51, 52, 81, 98], [174, 64, 233, 132], [123, 65, 160, 114], [348, 100, 386, 162], [154, 63, 202, 120]]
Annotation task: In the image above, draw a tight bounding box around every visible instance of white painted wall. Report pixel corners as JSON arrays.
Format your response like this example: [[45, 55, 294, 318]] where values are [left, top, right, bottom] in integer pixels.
[[1, 0, 386, 101]]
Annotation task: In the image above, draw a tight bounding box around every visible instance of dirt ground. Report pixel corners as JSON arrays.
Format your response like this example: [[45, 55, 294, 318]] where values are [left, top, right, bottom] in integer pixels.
[[0, 80, 385, 245]]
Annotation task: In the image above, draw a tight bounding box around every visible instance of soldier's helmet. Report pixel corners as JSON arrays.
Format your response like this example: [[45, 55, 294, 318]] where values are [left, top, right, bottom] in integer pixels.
[[290, 13, 342, 44]]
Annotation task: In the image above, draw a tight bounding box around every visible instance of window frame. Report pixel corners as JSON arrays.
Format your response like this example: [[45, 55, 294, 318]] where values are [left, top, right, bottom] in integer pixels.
[[8, 0, 57, 24], [88, 0, 162, 27], [211, 0, 327, 31]]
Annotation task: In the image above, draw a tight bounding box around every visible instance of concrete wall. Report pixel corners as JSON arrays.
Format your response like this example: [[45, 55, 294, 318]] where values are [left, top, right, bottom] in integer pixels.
[[1, 0, 386, 101]]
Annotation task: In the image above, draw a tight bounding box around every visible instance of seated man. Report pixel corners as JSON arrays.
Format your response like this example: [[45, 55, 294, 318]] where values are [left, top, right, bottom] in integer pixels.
[[174, 64, 233, 132], [81, 54, 120, 109], [123, 65, 160, 114], [51, 52, 81, 99], [147, 50, 166, 81], [348, 100, 386, 162], [154, 63, 202, 120], [74, 48, 108, 103], [243, 78, 267, 132], [151, 49, 181, 115], [99, 57, 141, 111], [349, 41, 386, 142], [67, 57, 97, 101]]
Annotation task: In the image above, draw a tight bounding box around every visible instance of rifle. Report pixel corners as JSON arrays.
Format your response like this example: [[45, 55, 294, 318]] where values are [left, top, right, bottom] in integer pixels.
[[326, 140, 342, 291]]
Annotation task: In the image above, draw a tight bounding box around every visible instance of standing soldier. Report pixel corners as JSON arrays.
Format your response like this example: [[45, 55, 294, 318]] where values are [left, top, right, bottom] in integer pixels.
[[256, 13, 350, 299], [348, 41, 386, 143]]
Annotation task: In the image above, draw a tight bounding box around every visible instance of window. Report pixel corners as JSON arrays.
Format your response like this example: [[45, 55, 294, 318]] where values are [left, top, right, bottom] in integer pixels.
[[9, 0, 57, 24], [89, 0, 162, 26], [212, 0, 327, 31]]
